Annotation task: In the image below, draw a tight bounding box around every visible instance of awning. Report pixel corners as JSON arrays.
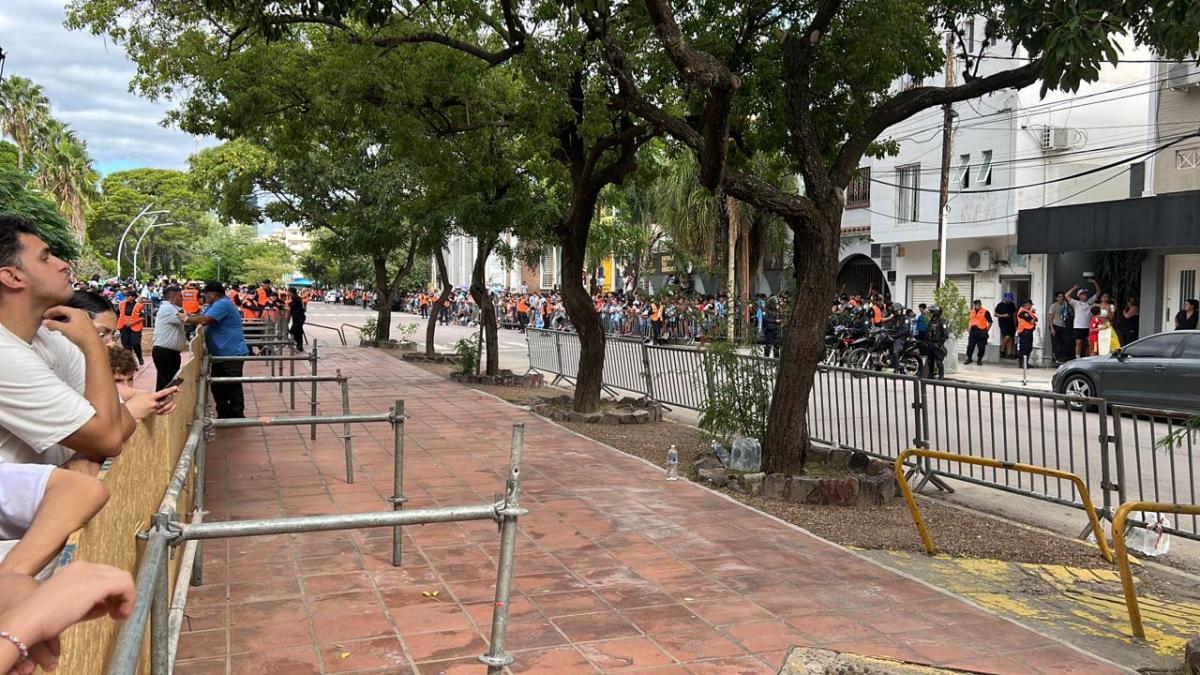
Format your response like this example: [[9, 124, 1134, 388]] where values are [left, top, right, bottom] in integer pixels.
[[1017, 189, 1200, 254]]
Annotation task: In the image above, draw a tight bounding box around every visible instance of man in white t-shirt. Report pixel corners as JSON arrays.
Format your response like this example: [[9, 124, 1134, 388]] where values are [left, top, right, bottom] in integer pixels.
[[0, 215, 135, 468], [1063, 277, 1101, 359]]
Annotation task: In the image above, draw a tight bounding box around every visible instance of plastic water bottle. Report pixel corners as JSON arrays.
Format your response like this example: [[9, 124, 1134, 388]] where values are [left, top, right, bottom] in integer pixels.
[[666, 445, 679, 481]]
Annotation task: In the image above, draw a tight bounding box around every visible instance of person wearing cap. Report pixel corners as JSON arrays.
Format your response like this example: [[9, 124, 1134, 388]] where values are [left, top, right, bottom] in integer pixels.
[[1063, 277, 1101, 359], [994, 292, 1017, 360], [181, 282, 248, 418]]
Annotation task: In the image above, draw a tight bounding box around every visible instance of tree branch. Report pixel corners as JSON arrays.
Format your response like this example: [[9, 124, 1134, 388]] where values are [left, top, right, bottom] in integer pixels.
[[831, 59, 1043, 186]]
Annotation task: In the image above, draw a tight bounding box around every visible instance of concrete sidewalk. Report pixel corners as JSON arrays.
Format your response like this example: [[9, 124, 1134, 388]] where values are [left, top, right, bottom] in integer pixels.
[[174, 345, 1122, 674]]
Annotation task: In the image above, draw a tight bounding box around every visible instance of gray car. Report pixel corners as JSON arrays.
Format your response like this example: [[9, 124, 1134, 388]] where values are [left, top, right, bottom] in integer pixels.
[[1052, 330, 1200, 411]]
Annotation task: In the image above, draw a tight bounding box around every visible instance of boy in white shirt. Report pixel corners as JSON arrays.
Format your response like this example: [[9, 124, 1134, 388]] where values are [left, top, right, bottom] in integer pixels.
[[0, 463, 109, 576]]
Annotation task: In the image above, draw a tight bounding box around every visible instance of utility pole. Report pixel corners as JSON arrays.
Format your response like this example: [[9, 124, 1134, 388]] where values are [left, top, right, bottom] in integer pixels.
[[936, 30, 955, 288]]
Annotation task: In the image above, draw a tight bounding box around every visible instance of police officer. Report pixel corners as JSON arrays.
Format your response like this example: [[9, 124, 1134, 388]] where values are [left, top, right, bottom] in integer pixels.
[[1016, 299, 1038, 368], [924, 305, 948, 379]]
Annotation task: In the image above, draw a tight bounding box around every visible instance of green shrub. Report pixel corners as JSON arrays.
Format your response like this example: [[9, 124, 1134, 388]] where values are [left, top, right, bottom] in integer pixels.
[[699, 340, 773, 443], [453, 337, 479, 375], [358, 317, 378, 343], [933, 279, 970, 339]]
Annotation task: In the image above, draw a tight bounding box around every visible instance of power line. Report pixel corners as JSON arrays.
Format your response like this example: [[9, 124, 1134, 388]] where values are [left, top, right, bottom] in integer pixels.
[[859, 164, 1132, 226], [976, 54, 1195, 65], [868, 129, 1197, 177], [869, 131, 1198, 193]]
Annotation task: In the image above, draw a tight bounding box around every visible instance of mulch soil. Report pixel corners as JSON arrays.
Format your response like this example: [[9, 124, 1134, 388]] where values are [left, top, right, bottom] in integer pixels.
[[397, 352, 1188, 574]]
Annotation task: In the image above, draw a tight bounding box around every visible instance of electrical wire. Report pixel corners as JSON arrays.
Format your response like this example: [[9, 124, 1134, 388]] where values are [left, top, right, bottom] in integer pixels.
[[858, 164, 1132, 226], [869, 130, 1198, 193]]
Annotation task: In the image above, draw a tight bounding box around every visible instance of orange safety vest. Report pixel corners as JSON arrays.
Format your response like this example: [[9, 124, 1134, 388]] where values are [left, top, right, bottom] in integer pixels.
[[257, 287, 270, 306], [871, 305, 883, 325], [1017, 308, 1037, 333], [116, 299, 145, 331], [517, 298, 528, 313], [181, 289, 201, 314], [651, 303, 663, 321], [970, 307, 990, 331], [226, 289, 238, 302]]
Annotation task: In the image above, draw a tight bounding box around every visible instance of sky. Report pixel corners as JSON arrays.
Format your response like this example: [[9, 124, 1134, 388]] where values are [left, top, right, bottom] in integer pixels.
[[0, 0, 211, 175]]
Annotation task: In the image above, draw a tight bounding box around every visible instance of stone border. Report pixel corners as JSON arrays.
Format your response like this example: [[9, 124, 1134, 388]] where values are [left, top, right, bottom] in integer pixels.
[[449, 370, 544, 388], [528, 394, 664, 425]]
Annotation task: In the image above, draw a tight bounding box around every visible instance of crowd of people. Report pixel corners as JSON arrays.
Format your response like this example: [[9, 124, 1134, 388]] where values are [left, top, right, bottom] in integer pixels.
[[0, 215, 321, 672], [402, 287, 790, 351]]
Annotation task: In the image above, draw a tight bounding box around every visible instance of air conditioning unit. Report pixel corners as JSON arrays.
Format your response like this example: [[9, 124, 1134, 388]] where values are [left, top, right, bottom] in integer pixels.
[[1039, 126, 1074, 151], [966, 249, 995, 272], [1168, 62, 1200, 92]]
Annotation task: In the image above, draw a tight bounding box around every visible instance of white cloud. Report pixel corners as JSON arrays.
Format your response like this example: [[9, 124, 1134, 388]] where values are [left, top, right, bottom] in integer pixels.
[[0, 0, 213, 174]]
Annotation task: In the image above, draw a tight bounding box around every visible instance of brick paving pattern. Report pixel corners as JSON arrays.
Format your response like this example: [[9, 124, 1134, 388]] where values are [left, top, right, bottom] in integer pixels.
[[174, 346, 1121, 674]]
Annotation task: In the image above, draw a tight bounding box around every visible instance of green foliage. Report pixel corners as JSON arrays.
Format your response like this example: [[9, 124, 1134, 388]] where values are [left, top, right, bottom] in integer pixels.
[[357, 317, 378, 343], [0, 162, 78, 260], [699, 340, 773, 443], [88, 168, 207, 277], [933, 279, 971, 339], [181, 220, 293, 284], [1097, 251, 1146, 305], [395, 322, 419, 342], [452, 337, 479, 375]]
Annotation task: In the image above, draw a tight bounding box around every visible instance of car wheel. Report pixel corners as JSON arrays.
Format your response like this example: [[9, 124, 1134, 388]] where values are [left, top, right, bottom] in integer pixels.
[[1062, 374, 1095, 411]]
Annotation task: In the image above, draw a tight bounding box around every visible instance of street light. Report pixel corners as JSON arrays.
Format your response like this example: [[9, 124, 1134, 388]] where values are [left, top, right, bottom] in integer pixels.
[[132, 221, 174, 281], [116, 206, 168, 279], [214, 254, 223, 282]]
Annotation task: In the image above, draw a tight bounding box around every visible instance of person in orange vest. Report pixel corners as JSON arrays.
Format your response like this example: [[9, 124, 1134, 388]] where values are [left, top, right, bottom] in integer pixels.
[[181, 283, 202, 340], [650, 299, 665, 344], [238, 289, 261, 320], [1015, 299, 1038, 368], [115, 290, 146, 367], [965, 299, 993, 366], [516, 295, 529, 332]]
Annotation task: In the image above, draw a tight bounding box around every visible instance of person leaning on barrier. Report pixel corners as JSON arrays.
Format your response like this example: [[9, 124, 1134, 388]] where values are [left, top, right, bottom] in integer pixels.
[[151, 286, 187, 391], [0, 215, 136, 469], [182, 281, 248, 419], [0, 462, 109, 577], [0, 561, 135, 674]]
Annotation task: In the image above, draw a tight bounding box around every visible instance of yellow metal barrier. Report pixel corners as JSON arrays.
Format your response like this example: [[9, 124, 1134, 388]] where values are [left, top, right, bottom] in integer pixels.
[[893, 448, 1113, 564], [1113, 501, 1200, 638]]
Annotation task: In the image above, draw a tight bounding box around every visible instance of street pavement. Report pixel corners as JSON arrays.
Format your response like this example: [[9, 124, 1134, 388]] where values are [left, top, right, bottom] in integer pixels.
[[174, 341, 1126, 674]]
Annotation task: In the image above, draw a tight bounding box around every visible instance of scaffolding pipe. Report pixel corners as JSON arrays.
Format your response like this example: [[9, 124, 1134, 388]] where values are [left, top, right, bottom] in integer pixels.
[[391, 399, 407, 566], [207, 375, 346, 384], [310, 341, 319, 439], [209, 354, 314, 363], [107, 528, 168, 675], [205, 412, 391, 428], [481, 423, 524, 674], [339, 371, 354, 484], [171, 503, 499, 543]]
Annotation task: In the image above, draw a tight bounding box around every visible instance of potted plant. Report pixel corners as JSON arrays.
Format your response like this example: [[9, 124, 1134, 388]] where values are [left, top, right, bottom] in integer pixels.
[[358, 317, 378, 347], [933, 279, 970, 374]]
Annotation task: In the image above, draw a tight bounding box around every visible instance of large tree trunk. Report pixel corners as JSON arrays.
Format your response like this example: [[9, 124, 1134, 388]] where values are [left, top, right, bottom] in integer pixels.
[[469, 237, 500, 376], [559, 211, 605, 413], [426, 247, 451, 356], [371, 254, 394, 342], [761, 211, 840, 475]]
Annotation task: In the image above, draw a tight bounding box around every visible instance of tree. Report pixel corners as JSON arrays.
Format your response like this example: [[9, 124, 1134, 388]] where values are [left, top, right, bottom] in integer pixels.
[[87, 168, 206, 278], [69, 0, 656, 413], [0, 76, 50, 171], [583, 0, 1200, 473], [32, 119, 100, 242], [0, 161, 78, 261], [182, 218, 293, 283]]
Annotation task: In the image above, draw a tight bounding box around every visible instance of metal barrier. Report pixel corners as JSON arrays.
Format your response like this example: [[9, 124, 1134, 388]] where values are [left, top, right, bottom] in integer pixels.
[[522, 328, 1200, 542], [108, 361, 526, 675], [894, 448, 1113, 563], [304, 321, 347, 345], [1113, 500, 1200, 638], [210, 342, 321, 433], [1111, 406, 1200, 540]]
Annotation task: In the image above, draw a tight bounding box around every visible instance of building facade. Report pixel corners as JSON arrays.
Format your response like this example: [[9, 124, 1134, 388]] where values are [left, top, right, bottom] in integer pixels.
[[839, 26, 1171, 362]]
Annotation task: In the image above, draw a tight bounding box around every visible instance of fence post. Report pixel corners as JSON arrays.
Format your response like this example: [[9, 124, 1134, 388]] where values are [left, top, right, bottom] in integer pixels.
[[551, 330, 566, 386], [642, 342, 657, 402], [150, 520, 171, 675], [310, 340, 319, 440], [289, 342, 296, 410], [340, 371, 354, 484], [480, 423, 524, 674], [390, 399, 407, 567]]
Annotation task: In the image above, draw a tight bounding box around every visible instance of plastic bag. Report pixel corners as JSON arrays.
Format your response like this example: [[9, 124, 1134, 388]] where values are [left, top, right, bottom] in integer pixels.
[[1127, 512, 1171, 557]]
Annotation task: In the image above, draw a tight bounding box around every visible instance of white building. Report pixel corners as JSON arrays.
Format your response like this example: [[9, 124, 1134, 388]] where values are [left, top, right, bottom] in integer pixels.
[[838, 26, 1169, 362]]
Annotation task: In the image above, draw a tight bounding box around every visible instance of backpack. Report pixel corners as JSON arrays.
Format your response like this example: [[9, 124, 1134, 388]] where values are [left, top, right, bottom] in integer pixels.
[[927, 319, 946, 344]]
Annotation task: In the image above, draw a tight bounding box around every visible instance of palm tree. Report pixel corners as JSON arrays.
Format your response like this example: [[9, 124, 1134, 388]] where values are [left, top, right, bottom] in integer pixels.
[[0, 76, 51, 171], [32, 119, 99, 242]]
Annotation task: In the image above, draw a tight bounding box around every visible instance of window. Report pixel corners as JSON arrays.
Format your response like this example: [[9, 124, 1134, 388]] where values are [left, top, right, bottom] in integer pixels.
[[1124, 334, 1186, 359], [846, 167, 871, 208], [895, 164, 921, 223], [1182, 336, 1200, 359], [1177, 149, 1200, 171], [975, 150, 993, 186], [954, 154, 971, 189], [963, 18, 975, 52], [540, 246, 560, 290]]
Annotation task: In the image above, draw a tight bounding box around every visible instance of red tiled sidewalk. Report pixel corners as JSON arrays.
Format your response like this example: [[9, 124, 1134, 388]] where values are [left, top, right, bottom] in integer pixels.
[[173, 346, 1123, 674]]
